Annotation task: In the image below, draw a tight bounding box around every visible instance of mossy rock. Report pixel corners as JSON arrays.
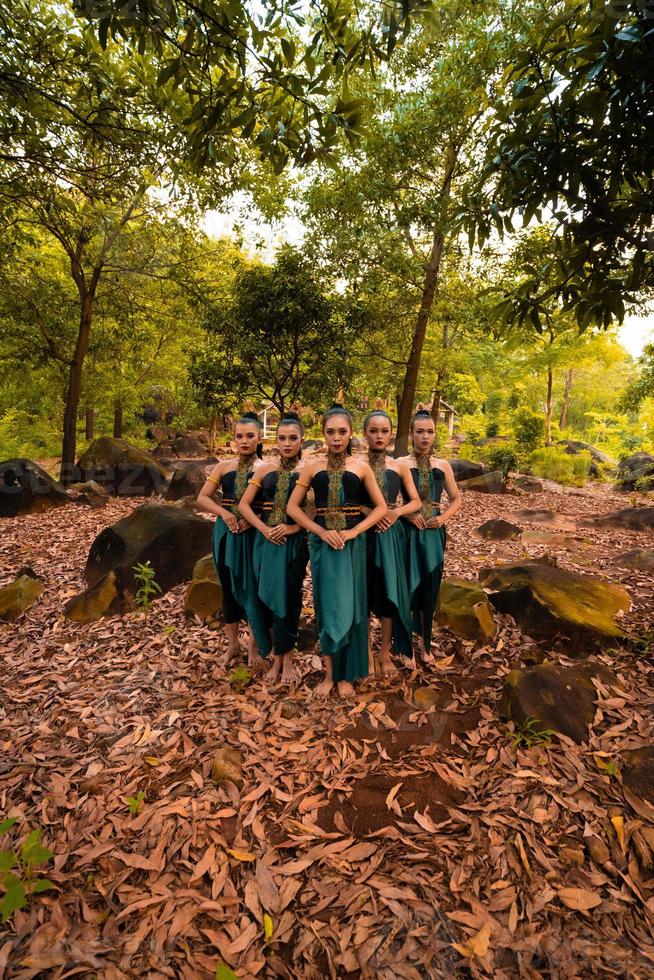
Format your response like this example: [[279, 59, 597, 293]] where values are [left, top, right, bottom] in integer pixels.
[[458, 470, 506, 494], [514, 475, 543, 493], [503, 661, 622, 743], [479, 560, 630, 646], [77, 436, 170, 497], [0, 459, 68, 517], [166, 462, 208, 501], [476, 518, 522, 541], [622, 746, 654, 804], [449, 459, 486, 482], [0, 571, 45, 622], [184, 554, 222, 621], [436, 578, 497, 641], [64, 569, 128, 622], [615, 452, 654, 491]]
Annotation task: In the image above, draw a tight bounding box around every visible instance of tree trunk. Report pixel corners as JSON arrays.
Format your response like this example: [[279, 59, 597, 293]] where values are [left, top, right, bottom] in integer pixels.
[[60, 291, 94, 483], [430, 386, 442, 427], [394, 232, 445, 457], [113, 400, 123, 438], [85, 406, 95, 441], [545, 367, 553, 444], [559, 368, 574, 429]]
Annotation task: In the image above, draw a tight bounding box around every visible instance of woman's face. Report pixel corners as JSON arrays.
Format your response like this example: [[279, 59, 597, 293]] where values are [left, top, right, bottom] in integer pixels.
[[364, 415, 392, 451], [323, 413, 351, 454], [234, 422, 260, 456], [276, 423, 302, 460], [411, 418, 435, 455]]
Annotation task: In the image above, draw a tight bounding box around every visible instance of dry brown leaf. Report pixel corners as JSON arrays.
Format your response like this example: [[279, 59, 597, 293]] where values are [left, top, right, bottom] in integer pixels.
[[558, 887, 602, 911]]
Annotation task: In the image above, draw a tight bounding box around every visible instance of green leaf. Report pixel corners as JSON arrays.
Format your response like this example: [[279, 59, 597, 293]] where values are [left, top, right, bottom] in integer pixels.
[[0, 852, 17, 872], [0, 874, 26, 922], [215, 964, 238, 980], [0, 818, 19, 835], [30, 878, 56, 893], [21, 830, 53, 870]]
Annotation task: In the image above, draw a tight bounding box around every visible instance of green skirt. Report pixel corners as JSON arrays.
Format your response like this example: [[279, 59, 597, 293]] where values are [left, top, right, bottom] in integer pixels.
[[366, 522, 413, 657], [309, 532, 369, 684], [404, 522, 446, 651], [212, 519, 269, 650], [252, 531, 309, 656]]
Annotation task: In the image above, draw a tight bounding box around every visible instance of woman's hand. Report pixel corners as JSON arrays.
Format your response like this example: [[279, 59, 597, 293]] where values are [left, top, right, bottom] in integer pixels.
[[268, 524, 293, 544], [321, 529, 345, 550], [222, 510, 239, 533], [237, 517, 250, 533], [406, 512, 427, 529], [340, 528, 359, 543], [376, 510, 398, 532], [426, 514, 445, 529]]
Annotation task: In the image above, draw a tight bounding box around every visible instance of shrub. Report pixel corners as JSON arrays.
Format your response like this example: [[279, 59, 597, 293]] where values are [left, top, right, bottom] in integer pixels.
[[513, 407, 546, 452], [528, 446, 591, 486], [458, 412, 486, 444], [485, 420, 500, 438], [485, 444, 519, 477]]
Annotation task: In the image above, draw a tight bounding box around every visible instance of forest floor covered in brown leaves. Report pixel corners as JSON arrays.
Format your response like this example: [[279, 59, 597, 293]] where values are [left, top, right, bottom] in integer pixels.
[[1, 480, 654, 978]]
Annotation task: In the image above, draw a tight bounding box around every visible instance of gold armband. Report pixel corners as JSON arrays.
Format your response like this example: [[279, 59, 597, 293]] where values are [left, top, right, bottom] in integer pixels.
[[249, 477, 262, 488], [206, 475, 220, 485], [296, 479, 310, 488]]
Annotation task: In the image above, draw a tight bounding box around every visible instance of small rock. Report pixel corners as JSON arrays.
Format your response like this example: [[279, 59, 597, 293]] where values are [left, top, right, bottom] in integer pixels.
[[184, 554, 222, 621], [476, 518, 522, 541], [449, 459, 486, 482], [165, 462, 208, 501], [436, 578, 497, 641], [613, 548, 654, 572], [514, 475, 543, 493], [458, 470, 506, 494], [67, 480, 110, 508], [502, 661, 622, 743], [622, 746, 654, 804], [64, 570, 127, 622], [580, 507, 654, 532], [0, 572, 45, 622], [211, 747, 244, 789]]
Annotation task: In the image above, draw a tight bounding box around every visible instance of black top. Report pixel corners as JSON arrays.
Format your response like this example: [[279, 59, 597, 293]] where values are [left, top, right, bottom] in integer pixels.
[[312, 469, 364, 529], [220, 467, 261, 514], [401, 465, 445, 507], [360, 467, 402, 508], [259, 469, 301, 525]]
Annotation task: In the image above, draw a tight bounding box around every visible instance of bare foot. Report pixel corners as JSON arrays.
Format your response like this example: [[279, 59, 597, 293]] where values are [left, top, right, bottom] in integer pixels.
[[248, 648, 264, 668], [218, 644, 239, 666], [379, 653, 397, 675], [337, 680, 355, 698], [400, 654, 417, 671], [368, 647, 376, 675], [281, 653, 299, 685], [314, 678, 334, 698], [265, 655, 282, 685]]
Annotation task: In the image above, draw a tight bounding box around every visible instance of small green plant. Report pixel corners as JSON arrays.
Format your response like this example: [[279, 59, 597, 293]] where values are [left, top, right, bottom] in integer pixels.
[[513, 407, 547, 453], [634, 475, 654, 492], [0, 818, 55, 922], [527, 446, 591, 486], [509, 716, 555, 751], [125, 791, 146, 816], [133, 561, 162, 614], [162, 625, 176, 636], [228, 665, 252, 692]]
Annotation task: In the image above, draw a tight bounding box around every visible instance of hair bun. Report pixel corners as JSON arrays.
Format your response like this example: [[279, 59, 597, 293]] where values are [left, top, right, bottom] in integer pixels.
[[282, 410, 301, 422], [327, 402, 345, 410], [241, 411, 260, 422], [414, 409, 431, 419]]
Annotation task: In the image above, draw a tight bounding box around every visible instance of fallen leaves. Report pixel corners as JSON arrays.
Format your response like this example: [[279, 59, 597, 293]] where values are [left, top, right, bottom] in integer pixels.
[[1, 483, 653, 976]]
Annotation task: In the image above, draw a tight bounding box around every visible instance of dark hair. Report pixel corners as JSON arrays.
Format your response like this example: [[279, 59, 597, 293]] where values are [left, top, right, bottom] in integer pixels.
[[235, 410, 263, 458], [363, 409, 393, 432], [410, 409, 433, 432], [277, 411, 304, 459], [322, 403, 353, 454]]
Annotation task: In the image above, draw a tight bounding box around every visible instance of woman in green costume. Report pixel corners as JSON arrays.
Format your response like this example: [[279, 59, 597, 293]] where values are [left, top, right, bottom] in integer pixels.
[[238, 412, 308, 686], [286, 404, 387, 698], [197, 411, 268, 667], [397, 409, 461, 663], [361, 409, 422, 673]]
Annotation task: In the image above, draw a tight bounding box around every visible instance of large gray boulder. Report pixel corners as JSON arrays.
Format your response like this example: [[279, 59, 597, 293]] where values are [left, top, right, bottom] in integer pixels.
[[449, 459, 486, 482], [0, 459, 68, 517], [615, 452, 654, 492], [77, 437, 169, 497]]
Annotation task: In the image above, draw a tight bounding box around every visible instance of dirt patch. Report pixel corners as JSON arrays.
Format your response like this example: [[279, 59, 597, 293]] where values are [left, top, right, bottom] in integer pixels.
[[317, 770, 463, 836]]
